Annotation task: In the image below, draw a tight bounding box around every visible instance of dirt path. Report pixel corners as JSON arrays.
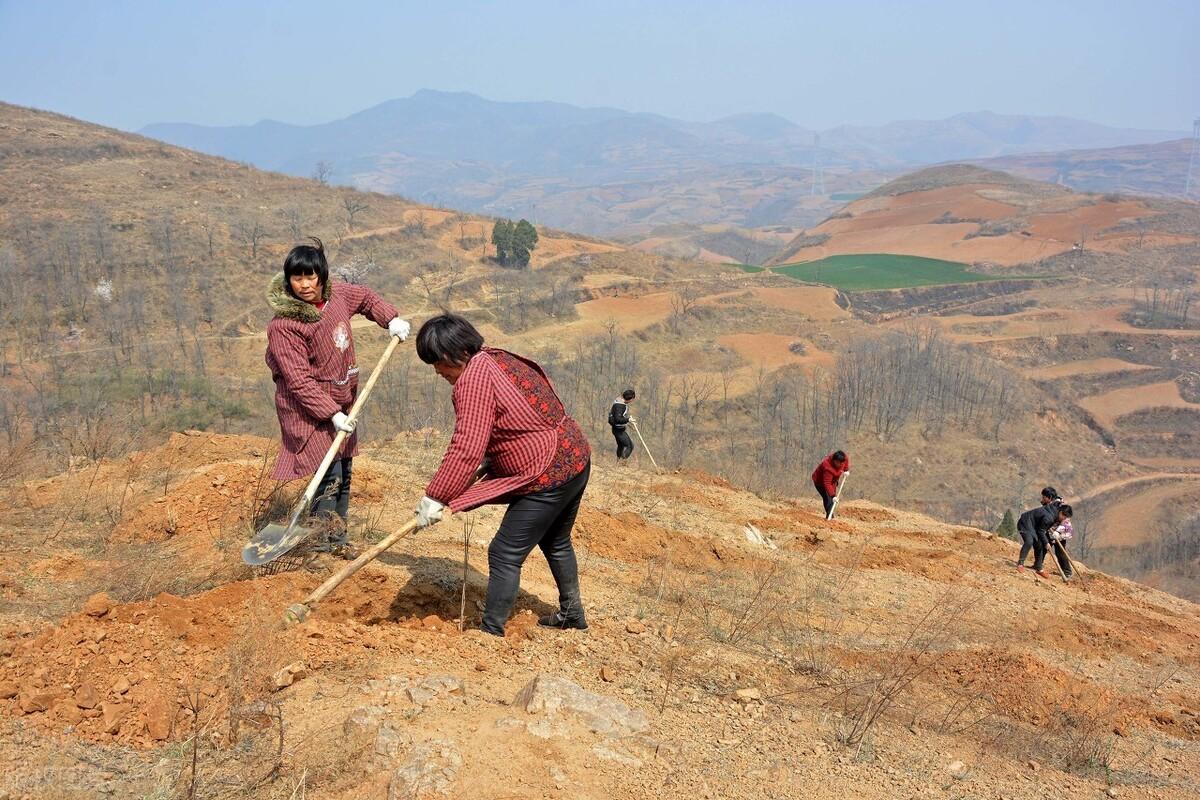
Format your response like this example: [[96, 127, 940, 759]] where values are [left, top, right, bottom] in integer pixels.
[[1092, 478, 1200, 547]]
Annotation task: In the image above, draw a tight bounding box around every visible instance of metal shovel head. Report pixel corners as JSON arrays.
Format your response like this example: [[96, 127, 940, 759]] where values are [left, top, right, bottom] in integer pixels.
[[242, 520, 316, 567]]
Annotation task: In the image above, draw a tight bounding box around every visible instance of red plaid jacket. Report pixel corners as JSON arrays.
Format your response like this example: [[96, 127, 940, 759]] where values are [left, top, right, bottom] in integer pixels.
[[264, 273, 398, 480], [426, 348, 590, 512]]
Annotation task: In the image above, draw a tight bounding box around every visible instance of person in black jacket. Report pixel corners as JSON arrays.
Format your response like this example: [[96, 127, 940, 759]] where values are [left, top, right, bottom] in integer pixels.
[[1016, 486, 1062, 578], [609, 389, 636, 460]]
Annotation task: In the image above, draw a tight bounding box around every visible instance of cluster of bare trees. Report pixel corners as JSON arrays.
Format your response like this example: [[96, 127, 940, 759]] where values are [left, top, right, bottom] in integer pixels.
[[489, 269, 581, 333], [1130, 283, 1196, 329]]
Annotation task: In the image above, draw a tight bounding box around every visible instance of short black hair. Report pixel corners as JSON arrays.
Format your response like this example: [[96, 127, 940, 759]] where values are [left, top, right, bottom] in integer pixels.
[[416, 313, 485, 365], [283, 237, 328, 298], [622, 389, 636, 401], [1041, 486, 1059, 501], [1059, 504, 1073, 518], [832, 450, 847, 463]]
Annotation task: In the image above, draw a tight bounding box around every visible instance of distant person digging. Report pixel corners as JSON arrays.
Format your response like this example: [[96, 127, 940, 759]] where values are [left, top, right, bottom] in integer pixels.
[[264, 238, 411, 558], [812, 450, 850, 519], [1016, 487, 1073, 579], [608, 389, 636, 461]]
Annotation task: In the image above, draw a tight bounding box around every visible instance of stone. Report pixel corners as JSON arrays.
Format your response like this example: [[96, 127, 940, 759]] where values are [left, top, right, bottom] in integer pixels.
[[110, 677, 130, 695], [53, 701, 83, 725], [1106, 789, 1118, 798], [0, 682, 17, 699], [474, 661, 488, 672], [600, 666, 616, 683], [344, 704, 387, 744], [947, 760, 969, 780], [388, 739, 462, 800], [732, 687, 762, 703], [1026, 759, 1040, 772], [74, 683, 100, 709], [406, 675, 464, 707], [18, 689, 57, 714], [101, 702, 124, 734], [513, 674, 649, 738], [272, 661, 308, 690], [83, 592, 113, 618], [144, 695, 175, 740], [625, 620, 646, 635], [374, 722, 411, 759]]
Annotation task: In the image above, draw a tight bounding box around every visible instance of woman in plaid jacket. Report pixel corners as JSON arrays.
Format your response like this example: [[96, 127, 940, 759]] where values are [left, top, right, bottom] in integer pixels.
[[265, 238, 410, 555], [413, 314, 591, 636]]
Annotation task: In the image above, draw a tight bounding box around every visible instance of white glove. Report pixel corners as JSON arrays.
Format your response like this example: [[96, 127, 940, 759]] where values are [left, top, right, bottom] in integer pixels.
[[331, 412, 356, 433], [415, 495, 445, 528], [628, 416, 637, 423], [388, 318, 411, 341]]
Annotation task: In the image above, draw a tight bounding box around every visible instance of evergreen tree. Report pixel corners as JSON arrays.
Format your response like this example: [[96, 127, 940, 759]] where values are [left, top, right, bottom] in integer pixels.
[[511, 219, 539, 268], [491, 219, 514, 265], [994, 508, 1018, 541]]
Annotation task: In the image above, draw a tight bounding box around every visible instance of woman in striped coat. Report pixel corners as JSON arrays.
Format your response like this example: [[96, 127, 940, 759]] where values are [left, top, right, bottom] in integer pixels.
[[413, 314, 591, 636], [265, 238, 410, 556]]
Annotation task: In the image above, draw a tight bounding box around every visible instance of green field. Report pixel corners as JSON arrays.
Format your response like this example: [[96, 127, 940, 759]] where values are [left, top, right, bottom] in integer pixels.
[[728, 263, 765, 273], [772, 253, 1006, 292], [829, 191, 866, 202]]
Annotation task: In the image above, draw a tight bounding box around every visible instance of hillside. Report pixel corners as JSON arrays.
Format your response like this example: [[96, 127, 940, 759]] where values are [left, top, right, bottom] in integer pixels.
[[970, 138, 1195, 199], [1, 432, 1198, 799], [757, 164, 1200, 599], [769, 164, 1196, 268], [4, 100, 1197, 602]]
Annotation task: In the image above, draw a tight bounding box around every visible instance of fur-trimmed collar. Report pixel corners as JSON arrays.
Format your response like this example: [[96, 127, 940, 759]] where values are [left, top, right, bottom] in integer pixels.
[[267, 272, 333, 322]]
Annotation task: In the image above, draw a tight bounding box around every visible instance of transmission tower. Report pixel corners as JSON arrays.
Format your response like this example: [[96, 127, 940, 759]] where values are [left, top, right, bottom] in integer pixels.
[[810, 133, 825, 196], [1186, 118, 1200, 200]]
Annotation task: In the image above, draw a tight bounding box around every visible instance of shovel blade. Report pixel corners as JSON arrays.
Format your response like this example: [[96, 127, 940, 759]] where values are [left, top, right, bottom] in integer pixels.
[[242, 521, 315, 566]]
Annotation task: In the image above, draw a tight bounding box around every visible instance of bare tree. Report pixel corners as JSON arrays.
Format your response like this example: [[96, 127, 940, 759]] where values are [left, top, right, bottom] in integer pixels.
[[232, 219, 268, 260], [312, 161, 333, 185], [342, 196, 369, 231], [279, 207, 304, 241]]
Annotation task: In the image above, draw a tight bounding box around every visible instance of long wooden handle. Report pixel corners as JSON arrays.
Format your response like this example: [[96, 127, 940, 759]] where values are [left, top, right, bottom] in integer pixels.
[[308, 517, 419, 606], [297, 336, 401, 509], [826, 471, 848, 520], [631, 420, 661, 471]]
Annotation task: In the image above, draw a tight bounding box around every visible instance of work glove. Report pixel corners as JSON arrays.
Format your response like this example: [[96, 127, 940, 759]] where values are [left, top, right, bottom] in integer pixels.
[[331, 412, 356, 433], [388, 318, 411, 341], [628, 416, 637, 423], [415, 495, 445, 528]]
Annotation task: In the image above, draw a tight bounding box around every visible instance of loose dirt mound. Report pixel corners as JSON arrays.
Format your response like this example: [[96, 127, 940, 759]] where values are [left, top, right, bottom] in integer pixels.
[[576, 508, 745, 568]]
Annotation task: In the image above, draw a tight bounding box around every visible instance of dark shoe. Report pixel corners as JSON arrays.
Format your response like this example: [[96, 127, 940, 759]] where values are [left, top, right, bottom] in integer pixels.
[[538, 611, 588, 630]]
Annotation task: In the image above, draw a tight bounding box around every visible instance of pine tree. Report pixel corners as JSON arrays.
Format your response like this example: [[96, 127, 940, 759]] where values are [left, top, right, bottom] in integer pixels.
[[511, 219, 539, 268], [994, 508, 1018, 541], [491, 219, 514, 265]]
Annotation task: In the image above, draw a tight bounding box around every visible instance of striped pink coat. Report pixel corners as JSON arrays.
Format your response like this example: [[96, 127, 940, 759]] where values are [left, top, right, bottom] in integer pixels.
[[264, 272, 398, 480], [426, 348, 590, 512]]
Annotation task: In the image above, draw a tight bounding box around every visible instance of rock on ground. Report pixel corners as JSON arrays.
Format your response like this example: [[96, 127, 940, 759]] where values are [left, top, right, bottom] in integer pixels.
[[513, 673, 649, 738]]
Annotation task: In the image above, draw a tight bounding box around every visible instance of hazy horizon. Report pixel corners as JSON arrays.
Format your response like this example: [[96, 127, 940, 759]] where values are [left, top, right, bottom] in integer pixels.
[[1, 0, 1195, 133]]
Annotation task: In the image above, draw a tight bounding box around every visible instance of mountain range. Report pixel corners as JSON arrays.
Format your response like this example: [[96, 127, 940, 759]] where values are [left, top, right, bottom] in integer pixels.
[[141, 90, 1187, 236]]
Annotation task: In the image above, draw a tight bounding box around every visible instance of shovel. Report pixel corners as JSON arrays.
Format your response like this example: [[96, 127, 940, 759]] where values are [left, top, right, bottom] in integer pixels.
[[284, 464, 488, 624], [630, 419, 661, 472], [243, 336, 401, 567], [826, 471, 848, 521]]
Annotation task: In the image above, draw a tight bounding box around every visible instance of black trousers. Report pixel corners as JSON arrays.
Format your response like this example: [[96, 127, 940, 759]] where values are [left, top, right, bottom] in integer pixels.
[[313, 457, 352, 544], [482, 462, 590, 636], [612, 427, 634, 459], [1017, 520, 1036, 567], [815, 483, 834, 517]]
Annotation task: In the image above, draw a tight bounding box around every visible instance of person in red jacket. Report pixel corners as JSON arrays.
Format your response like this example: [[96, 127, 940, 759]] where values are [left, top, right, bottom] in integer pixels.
[[812, 450, 850, 518], [412, 313, 591, 637], [265, 238, 410, 557]]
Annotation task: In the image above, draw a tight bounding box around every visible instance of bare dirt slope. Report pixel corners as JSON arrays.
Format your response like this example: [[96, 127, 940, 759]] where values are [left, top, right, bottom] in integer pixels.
[[770, 165, 1195, 267], [1, 432, 1198, 799]]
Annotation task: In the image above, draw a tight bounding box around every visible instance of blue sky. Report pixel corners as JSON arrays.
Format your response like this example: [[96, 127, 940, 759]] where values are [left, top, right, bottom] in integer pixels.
[[0, 0, 1195, 132]]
